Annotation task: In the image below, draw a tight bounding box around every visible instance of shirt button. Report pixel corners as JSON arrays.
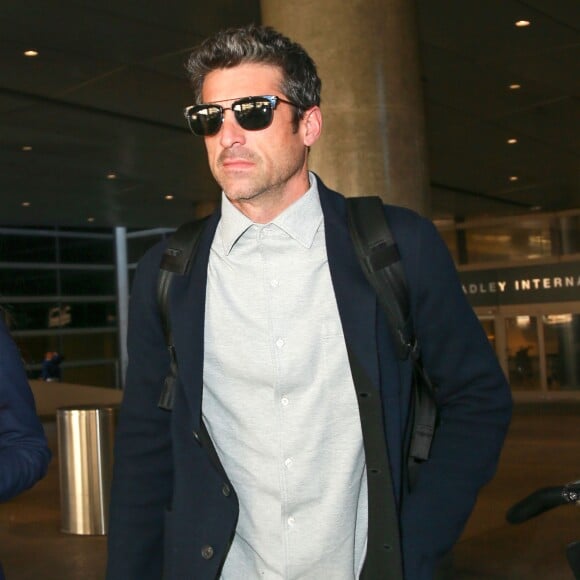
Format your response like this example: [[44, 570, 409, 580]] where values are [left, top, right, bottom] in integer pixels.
[[287, 516, 295, 527], [284, 458, 293, 468], [270, 279, 279, 287], [281, 396, 289, 406], [276, 338, 284, 348], [201, 545, 214, 559]]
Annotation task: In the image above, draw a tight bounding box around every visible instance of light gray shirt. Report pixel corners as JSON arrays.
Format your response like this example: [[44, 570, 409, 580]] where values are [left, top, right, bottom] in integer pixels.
[[203, 174, 368, 579]]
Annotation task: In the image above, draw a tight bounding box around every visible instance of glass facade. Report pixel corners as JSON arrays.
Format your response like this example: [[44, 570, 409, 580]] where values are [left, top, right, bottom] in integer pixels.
[[444, 209, 580, 396], [0, 226, 171, 388], [2, 209, 579, 397], [543, 313, 580, 391], [0, 233, 57, 262], [0, 229, 111, 386], [437, 211, 580, 266], [59, 236, 114, 264], [0, 268, 58, 296], [505, 316, 541, 391]]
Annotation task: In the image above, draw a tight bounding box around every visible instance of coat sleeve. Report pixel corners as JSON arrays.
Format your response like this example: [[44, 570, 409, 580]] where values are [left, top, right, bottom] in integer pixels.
[[0, 318, 51, 503], [397, 214, 512, 578], [106, 242, 173, 580]]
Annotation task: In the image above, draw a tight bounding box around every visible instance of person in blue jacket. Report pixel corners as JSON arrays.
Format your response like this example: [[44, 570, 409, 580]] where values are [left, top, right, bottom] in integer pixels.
[[0, 314, 51, 501], [0, 313, 51, 578], [107, 25, 512, 580]]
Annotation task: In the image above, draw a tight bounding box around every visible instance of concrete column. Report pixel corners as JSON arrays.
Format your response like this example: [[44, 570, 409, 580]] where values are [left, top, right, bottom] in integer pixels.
[[261, 0, 430, 214]]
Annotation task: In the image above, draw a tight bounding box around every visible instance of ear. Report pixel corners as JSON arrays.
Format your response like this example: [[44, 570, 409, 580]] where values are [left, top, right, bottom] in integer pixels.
[[302, 106, 322, 147]]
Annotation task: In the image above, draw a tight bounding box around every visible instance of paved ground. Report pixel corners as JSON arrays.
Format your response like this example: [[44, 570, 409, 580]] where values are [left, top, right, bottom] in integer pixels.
[[0, 402, 578, 579], [453, 402, 580, 579]]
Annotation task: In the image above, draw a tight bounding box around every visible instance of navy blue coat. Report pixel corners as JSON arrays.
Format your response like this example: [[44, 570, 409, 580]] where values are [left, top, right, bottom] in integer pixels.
[[0, 317, 51, 502], [107, 179, 512, 579]]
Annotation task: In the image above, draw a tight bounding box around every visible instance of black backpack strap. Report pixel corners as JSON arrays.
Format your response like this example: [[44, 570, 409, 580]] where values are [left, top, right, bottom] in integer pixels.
[[157, 218, 208, 410], [347, 197, 412, 360], [347, 344, 404, 580], [346, 196, 437, 488]]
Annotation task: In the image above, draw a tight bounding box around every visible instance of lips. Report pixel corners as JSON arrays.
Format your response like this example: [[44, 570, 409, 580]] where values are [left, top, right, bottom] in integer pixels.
[[219, 156, 256, 174], [222, 159, 254, 168], [218, 150, 256, 168]]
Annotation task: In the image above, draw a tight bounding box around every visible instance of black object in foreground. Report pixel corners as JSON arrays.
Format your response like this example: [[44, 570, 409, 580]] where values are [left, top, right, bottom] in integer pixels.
[[506, 481, 580, 524], [507, 481, 580, 579], [567, 541, 580, 580]]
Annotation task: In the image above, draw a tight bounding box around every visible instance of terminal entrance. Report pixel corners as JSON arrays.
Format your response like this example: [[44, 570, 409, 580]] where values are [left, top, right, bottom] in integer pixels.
[[477, 305, 580, 395]]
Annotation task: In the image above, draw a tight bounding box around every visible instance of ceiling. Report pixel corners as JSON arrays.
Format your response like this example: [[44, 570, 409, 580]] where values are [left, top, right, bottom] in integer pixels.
[[0, 0, 578, 228]]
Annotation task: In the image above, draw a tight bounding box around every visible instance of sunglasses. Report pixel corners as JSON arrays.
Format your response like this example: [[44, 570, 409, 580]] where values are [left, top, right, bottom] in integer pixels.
[[184, 95, 298, 136]]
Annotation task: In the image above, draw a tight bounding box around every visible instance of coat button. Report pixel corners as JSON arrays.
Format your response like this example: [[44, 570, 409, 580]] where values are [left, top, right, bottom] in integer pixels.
[[222, 484, 231, 497], [192, 430, 201, 444], [201, 545, 214, 560]]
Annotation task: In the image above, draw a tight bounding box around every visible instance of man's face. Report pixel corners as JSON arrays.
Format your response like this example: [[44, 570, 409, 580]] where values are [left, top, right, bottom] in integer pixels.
[[200, 63, 320, 216]]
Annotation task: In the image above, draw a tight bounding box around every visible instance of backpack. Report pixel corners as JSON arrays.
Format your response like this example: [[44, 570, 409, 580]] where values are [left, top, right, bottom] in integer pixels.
[[156, 197, 437, 488]]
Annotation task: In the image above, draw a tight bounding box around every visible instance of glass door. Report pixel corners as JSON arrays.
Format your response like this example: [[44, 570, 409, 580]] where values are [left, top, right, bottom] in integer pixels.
[[477, 305, 580, 395], [505, 315, 541, 391], [542, 313, 580, 391], [479, 318, 496, 350]]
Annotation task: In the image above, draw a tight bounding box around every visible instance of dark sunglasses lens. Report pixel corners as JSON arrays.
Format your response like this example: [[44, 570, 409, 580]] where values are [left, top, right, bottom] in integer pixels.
[[188, 106, 223, 136], [234, 98, 273, 131]]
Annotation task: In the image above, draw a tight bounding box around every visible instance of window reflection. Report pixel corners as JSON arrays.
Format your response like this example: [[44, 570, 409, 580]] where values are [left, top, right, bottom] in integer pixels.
[[465, 221, 553, 264], [0, 269, 58, 295]]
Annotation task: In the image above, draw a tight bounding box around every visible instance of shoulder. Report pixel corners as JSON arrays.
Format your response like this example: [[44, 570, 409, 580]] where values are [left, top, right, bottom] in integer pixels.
[[383, 203, 435, 235], [382, 204, 441, 256], [315, 173, 432, 231], [127, 240, 170, 321], [315, 173, 441, 256], [135, 238, 168, 276]]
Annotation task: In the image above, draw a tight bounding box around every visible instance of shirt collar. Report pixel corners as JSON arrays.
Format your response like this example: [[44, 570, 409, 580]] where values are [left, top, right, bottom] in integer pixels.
[[219, 172, 323, 254]]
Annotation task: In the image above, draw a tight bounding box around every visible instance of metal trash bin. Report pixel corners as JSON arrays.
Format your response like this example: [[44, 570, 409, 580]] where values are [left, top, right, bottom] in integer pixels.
[[56, 405, 118, 535]]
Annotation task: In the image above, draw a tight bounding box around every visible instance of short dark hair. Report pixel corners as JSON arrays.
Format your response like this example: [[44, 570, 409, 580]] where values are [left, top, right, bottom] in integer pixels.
[[186, 24, 321, 122]]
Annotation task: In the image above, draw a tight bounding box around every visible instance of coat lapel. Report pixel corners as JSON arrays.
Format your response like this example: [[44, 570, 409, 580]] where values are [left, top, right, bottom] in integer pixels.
[[318, 177, 380, 390], [170, 210, 220, 432]]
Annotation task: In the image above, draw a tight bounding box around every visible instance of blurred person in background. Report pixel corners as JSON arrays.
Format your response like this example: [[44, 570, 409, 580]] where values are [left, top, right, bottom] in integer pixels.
[[41, 351, 64, 382]]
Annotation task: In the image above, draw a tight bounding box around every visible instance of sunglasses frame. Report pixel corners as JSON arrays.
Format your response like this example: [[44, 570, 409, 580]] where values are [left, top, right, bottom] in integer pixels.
[[184, 95, 298, 136]]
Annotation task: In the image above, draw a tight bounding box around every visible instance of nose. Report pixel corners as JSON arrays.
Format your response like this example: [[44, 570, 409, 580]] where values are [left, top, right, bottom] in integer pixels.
[[219, 109, 245, 148]]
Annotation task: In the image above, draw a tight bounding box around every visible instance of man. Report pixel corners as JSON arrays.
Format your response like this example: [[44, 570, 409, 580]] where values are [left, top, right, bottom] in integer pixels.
[[107, 24, 512, 580]]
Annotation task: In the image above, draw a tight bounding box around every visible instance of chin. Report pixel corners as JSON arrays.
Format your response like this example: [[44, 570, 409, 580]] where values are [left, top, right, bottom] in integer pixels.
[[219, 177, 261, 201], [225, 188, 261, 203]]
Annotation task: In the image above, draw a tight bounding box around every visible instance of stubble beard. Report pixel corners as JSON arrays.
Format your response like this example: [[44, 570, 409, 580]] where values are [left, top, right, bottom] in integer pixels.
[[217, 156, 304, 208]]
